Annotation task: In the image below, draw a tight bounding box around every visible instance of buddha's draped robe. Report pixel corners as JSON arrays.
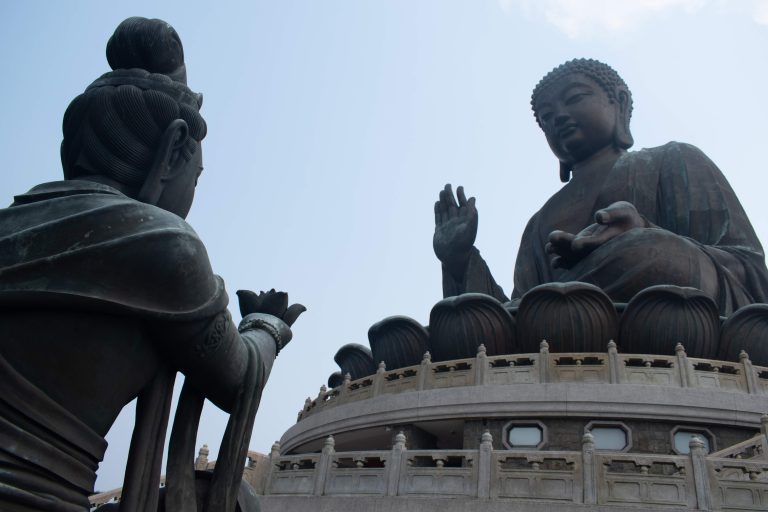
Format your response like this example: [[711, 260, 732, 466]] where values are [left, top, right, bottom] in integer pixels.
[[443, 142, 768, 315]]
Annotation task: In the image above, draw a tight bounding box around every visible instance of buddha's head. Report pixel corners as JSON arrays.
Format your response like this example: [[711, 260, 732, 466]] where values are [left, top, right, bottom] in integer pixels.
[[531, 59, 633, 182], [60, 17, 207, 218]]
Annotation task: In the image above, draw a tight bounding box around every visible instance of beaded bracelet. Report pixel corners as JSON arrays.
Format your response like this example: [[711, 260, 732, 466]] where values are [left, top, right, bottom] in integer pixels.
[[238, 317, 284, 354]]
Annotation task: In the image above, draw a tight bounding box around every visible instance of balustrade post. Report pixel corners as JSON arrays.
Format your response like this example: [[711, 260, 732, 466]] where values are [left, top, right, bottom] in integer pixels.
[[538, 341, 550, 383], [373, 361, 386, 397], [194, 444, 209, 471], [740, 351, 758, 395], [298, 397, 312, 421], [676, 343, 696, 388], [582, 432, 597, 505], [317, 384, 327, 404], [607, 340, 621, 384], [689, 436, 712, 511], [418, 352, 431, 391], [264, 441, 281, 495], [334, 373, 351, 405], [475, 344, 488, 386], [313, 436, 335, 496], [477, 430, 493, 499], [387, 432, 407, 496], [761, 413, 768, 456]]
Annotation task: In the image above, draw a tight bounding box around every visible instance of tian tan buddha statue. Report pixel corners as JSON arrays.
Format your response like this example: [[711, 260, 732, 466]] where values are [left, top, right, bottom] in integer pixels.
[[0, 17, 303, 512], [434, 58, 768, 316]]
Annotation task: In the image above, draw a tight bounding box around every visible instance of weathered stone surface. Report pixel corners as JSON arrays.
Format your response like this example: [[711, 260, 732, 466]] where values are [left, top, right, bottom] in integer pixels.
[[334, 343, 376, 380], [368, 315, 430, 371], [429, 293, 516, 361], [719, 303, 768, 365], [619, 285, 720, 357], [327, 371, 344, 389], [516, 282, 618, 353]]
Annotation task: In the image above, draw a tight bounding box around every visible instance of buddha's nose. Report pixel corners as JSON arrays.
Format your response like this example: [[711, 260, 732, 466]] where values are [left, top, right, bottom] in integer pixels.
[[554, 111, 570, 127]]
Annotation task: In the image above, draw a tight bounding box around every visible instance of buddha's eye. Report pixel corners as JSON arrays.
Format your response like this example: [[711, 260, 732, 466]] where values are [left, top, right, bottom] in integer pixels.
[[565, 92, 589, 105], [540, 112, 553, 124]]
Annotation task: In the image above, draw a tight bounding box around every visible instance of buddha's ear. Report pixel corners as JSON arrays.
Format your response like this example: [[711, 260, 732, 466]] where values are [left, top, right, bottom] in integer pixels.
[[138, 119, 189, 205], [614, 90, 634, 150], [559, 161, 572, 183]]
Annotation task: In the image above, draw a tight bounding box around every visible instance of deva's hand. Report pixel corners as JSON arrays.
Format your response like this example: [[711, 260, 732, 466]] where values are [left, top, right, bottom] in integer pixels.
[[236, 289, 306, 347], [237, 289, 305, 326], [433, 184, 478, 272]]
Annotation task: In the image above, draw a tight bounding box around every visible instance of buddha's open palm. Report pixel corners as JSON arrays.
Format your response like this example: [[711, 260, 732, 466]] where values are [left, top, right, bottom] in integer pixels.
[[433, 184, 478, 270], [546, 201, 649, 269]]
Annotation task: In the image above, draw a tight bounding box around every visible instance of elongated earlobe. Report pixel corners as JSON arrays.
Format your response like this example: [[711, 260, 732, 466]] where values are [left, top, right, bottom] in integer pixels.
[[614, 90, 634, 150], [560, 161, 571, 183]]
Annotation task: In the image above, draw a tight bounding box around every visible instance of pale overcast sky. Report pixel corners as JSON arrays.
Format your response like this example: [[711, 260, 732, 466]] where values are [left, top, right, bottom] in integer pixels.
[[2, 0, 768, 491]]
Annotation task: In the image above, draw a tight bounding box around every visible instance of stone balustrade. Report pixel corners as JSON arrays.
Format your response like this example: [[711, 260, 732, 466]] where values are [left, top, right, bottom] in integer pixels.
[[299, 342, 768, 421], [265, 430, 768, 510], [87, 449, 267, 509]]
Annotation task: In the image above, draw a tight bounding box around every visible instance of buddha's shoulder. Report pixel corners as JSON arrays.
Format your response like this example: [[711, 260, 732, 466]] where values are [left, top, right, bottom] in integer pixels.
[[633, 141, 708, 159]]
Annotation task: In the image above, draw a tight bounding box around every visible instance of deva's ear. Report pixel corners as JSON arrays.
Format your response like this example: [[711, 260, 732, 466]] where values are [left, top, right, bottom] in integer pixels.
[[138, 119, 189, 205]]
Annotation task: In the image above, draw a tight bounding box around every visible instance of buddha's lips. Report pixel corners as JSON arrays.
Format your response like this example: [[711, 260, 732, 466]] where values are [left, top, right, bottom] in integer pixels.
[[558, 124, 578, 138]]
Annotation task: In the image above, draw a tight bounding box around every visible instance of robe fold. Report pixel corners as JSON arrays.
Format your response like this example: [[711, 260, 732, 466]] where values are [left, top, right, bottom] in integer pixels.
[[0, 180, 228, 319]]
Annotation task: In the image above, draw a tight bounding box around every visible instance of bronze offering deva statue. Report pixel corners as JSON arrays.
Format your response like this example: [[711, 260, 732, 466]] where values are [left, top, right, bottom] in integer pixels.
[[0, 17, 303, 512], [434, 58, 768, 317]]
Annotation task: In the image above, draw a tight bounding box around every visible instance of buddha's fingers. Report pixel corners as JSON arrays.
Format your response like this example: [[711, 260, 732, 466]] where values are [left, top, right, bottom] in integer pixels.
[[467, 196, 476, 215], [547, 230, 575, 247], [457, 186, 468, 207], [595, 201, 636, 225], [443, 184, 458, 218], [571, 225, 617, 253]]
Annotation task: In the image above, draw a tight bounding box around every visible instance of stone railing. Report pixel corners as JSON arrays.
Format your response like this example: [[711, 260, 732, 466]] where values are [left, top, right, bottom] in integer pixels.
[[265, 427, 768, 510], [88, 449, 266, 509], [88, 476, 166, 509], [299, 342, 768, 420]]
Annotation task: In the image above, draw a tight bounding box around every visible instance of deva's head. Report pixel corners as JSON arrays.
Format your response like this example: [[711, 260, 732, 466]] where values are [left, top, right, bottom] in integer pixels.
[[531, 59, 633, 182], [60, 17, 207, 218]]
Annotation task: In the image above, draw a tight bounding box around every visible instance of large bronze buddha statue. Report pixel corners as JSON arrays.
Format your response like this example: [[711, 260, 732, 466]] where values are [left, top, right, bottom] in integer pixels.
[[434, 58, 768, 316], [0, 17, 303, 512]]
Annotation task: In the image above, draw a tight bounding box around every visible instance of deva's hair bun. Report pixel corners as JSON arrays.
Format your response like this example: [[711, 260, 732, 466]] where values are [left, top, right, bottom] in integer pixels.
[[106, 17, 186, 83]]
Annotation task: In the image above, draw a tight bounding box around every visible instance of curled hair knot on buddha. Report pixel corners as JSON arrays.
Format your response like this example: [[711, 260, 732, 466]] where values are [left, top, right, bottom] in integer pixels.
[[531, 58, 633, 182], [61, 17, 206, 187]]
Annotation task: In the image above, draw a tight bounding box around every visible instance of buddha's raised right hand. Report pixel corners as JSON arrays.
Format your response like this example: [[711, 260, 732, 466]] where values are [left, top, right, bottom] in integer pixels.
[[433, 184, 478, 274]]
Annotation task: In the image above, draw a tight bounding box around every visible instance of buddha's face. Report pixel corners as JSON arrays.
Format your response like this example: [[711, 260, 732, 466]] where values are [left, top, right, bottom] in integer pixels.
[[534, 73, 619, 164]]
